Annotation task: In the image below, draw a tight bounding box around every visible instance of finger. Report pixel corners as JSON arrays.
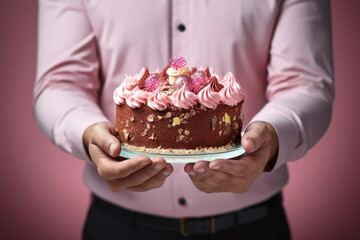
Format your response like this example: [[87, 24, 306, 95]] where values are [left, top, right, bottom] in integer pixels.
[[188, 168, 236, 193], [209, 158, 251, 177], [127, 164, 174, 192], [108, 157, 167, 190], [95, 153, 152, 180], [241, 122, 269, 153], [184, 163, 195, 173], [90, 122, 121, 157], [184, 161, 209, 176]]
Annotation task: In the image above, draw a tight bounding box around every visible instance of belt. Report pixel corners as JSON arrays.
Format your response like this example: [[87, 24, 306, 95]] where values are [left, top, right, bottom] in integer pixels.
[[92, 193, 282, 236]]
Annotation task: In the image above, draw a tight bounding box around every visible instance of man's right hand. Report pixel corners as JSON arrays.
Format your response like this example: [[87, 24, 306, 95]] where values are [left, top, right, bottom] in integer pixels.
[[83, 122, 173, 192]]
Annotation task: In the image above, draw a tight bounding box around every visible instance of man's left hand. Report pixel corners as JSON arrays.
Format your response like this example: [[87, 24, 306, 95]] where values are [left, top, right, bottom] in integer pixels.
[[184, 121, 278, 194]]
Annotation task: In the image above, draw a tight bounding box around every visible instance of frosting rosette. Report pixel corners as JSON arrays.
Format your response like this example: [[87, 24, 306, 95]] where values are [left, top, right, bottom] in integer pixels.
[[197, 78, 222, 109], [171, 85, 197, 109], [147, 88, 172, 110], [125, 67, 148, 91], [113, 85, 127, 105], [125, 86, 150, 108], [219, 72, 246, 106]]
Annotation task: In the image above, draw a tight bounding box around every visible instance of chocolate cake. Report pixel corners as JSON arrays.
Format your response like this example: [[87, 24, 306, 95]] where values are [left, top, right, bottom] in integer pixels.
[[113, 57, 245, 154]]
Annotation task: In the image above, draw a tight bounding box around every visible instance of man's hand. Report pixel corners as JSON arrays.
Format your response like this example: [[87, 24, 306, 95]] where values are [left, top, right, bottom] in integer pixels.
[[184, 121, 278, 194], [83, 122, 173, 192]]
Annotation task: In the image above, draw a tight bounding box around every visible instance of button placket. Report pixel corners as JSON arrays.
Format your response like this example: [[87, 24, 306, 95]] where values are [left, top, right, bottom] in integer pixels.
[[171, 0, 190, 57]]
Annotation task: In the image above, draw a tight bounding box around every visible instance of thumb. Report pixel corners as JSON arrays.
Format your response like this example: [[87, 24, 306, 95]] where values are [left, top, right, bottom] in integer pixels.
[[90, 122, 121, 158], [241, 122, 267, 153]]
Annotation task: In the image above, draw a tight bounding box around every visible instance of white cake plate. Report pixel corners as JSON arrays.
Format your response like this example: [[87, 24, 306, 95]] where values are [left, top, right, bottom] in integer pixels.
[[119, 144, 246, 163]]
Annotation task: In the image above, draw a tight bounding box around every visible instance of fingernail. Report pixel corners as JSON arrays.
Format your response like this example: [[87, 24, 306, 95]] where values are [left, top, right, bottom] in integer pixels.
[[163, 170, 171, 176], [155, 164, 163, 171], [196, 167, 205, 173], [246, 139, 255, 151], [188, 171, 197, 176], [211, 165, 221, 170], [109, 143, 116, 155], [140, 161, 150, 167]]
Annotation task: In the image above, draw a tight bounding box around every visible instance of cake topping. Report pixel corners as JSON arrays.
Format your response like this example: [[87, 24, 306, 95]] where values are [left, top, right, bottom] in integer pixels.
[[167, 66, 190, 85], [113, 85, 127, 105], [209, 76, 224, 92], [219, 72, 246, 106], [127, 67, 146, 90], [171, 84, 198, 109], [126, 86, 150, 108], [138, 67, 150, 90], [189, 71, 210, 94], [197, 82, 221, 109], [173, 75, 191, 91], [113, 57, 245, 110], [147, 88, 172, 111], [170, 56, 187, 70], [144, 73, 161, 92]]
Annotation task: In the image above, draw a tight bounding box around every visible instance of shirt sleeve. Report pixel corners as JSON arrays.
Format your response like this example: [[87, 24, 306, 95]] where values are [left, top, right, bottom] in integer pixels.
[[33, 0, 109, 162], [249, 0, 334, 171]]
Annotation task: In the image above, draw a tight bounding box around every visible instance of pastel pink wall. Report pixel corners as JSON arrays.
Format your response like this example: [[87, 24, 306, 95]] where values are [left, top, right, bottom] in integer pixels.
[[0, 1, 359, 239]]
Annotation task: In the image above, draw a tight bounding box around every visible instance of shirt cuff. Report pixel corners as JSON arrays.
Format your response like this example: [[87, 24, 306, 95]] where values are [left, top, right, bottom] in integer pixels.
[[246, 103, 301, 171], [68, 111, 110, 166]]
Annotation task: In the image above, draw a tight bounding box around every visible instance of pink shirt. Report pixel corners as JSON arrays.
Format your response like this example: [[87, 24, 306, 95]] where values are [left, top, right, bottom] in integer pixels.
[[33, 0, 334, 218]]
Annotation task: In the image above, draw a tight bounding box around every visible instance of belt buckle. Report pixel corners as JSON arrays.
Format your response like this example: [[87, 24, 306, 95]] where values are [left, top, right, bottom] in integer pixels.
[[180, 217, 216, 236]]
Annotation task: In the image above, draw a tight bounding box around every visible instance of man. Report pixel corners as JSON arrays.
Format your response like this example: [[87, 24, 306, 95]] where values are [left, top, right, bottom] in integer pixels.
[[34, 0, 333, 239]]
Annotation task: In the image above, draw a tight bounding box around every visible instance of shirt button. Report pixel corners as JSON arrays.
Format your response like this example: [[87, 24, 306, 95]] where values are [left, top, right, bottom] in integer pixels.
[[177, 24, 186, 32], [178, 197, 186, 206]]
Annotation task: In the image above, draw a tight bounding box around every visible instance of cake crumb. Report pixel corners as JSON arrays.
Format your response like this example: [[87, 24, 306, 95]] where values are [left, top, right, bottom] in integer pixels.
[[212, 116, 217, 131], [130, 116, 135, 122], [146, 123, 151, 129], [200, 105, 207, 111], [141, 129, 148, 136], [147, 114, 155, 122], [184, 130, 190, 136], [149, 133, 156, 140], [179, 135, 185, 141], [123, 129, 129, 140], [184, 113, 190, 119], [164, 112, 172, 118], [223, 124, 231, 135]]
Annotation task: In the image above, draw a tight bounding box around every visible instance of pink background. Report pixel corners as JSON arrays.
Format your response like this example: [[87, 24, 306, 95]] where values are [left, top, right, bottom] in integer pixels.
[[0, 1, 359, 239]]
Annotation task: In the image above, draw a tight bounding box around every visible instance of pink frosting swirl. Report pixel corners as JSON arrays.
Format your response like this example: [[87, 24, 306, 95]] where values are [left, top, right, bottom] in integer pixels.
[[113, 85, 128, 105], [219, 72, 246, 106], [125, 86, 150, 108], [171, 85, 197, 109], [124, 67, 147, 91], [147, 88, 172, 110], [218, 72, 231, 85], [197, 83, 221, 109]]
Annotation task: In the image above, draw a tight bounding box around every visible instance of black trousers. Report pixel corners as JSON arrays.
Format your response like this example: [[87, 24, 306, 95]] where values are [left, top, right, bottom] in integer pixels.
[[83, 193, 291, 240]]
